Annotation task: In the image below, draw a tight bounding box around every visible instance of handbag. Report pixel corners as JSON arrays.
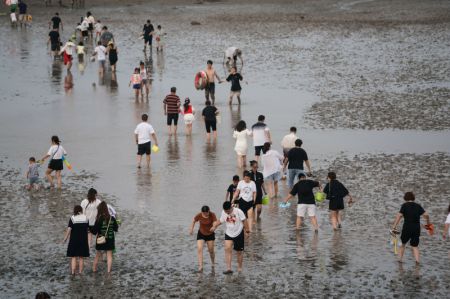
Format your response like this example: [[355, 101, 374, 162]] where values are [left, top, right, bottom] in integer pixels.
[[96, 217, 111, 245]]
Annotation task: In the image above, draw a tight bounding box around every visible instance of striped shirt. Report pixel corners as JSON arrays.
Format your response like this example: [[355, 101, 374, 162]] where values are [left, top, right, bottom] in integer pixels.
[[163, 94, 181, 114]]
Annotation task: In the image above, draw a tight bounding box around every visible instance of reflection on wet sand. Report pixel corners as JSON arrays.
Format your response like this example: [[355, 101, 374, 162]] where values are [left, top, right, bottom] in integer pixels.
[[184, 136, 193, 162], [109, 72, 118, 93], [64, 71, 74, 94], [296, 231, 318, 261], [166, 137, 180, 162], [50, 61, 63, 90], [204, 139, 217, 162], [330, 231, 348, 271], [156, 51, 165, 80], [229, 105, 242, 129]]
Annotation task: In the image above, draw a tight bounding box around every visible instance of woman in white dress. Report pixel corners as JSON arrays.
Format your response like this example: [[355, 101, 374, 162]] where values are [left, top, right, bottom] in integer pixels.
[[233, 120, 252, 168]]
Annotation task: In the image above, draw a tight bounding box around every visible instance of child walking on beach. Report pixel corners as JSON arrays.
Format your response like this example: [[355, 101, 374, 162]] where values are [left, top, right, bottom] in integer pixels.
[[226, 175, 240, 202], [62, 205, 89, 275], [182, 98, 195, 136], [25, 157, 40, 191], [129, 68, 142, 101]]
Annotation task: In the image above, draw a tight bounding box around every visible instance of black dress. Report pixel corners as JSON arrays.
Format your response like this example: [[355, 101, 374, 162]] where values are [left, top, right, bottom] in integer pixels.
[[67, 215, 90, 257], [108, 48, 118, 65], [323, 180, 349, 211], [93, 216, 118, 251]]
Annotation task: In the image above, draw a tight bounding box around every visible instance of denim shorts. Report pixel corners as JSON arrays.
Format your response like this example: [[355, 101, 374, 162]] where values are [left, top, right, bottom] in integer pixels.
[[265, 171, 281, 182]]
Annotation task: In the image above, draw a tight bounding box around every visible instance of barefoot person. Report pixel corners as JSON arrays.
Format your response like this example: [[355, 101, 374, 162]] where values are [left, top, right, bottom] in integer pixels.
[[189, 206, 217, 272], [139, 61, 150, 100], [39, 135, 67, 189], [251, 115, 271, 162], [226, 67, 243, 105], [204, 60, 222, 106], [134, 113, 159, 168], [249, 160, 266, 221], [59, 39, 75, 71], [224, 46, 243, 69], [25, 157, 40, 191], [62, 205, 89, 275], [283, 173, 320, 231], [143, 19, 154, 53], [80, 188, 102, 247], [232, 170, 256, 232], [261, 142, 283, 198], [323, 172, 353, 230], [283, 139, 312, 190], [182, 98, 195, 136], [49, 12, 63, 31], [201, 100, 218, 140], [233, 120, 251, 168], [392, 192, 431, 264], [47, 28, 61, 58], [163, 87, 181, 136], [210, 201, 249, 274]]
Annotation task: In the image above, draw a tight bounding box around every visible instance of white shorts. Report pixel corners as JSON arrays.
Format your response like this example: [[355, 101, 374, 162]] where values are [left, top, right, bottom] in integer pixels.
[[184, 113, 195, 124], [297, 204, 316, 217]]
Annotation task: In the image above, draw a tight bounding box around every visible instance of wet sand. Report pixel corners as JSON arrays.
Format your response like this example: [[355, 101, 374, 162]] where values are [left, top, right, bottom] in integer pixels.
[[1, 0, 450, 297]]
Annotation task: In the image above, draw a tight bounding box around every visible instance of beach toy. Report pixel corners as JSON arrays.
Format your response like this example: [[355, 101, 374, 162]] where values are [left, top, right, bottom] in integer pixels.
[[314, 191, 326, 202], [389, 228, 400, 254], [262, 194, 269, 205], [61, 155, 72, 170], [152, 145, 159, 153], [194, 71, 207, 90], [279, 202, 291, 208], [424, 223, 434, 235], [26, 14, 32, 22]]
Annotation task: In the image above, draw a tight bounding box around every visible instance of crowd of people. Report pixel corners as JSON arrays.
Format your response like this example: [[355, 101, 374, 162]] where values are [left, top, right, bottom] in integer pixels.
[[11, 6, 448, 284]]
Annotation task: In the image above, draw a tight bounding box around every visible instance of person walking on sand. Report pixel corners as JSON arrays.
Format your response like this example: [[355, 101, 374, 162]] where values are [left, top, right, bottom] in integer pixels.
[[280, 126, 298, 179], [392, 192, 431, 264], [182, 98, 195, 136], [59, 39, 75, 71], [233, 120, 251, 168], [48, 28, 61, 58], [134, 113, 159, 168], [323, 171, 353, 230], [163, 87, 181, 136], [39, 135, 67, 189], [107, 41, 118, 72], [232, 170, 256, 232], [155, 25, 165, 52], [80, 188, 102, 247], [189, 205, 217, 273], [143, 19, 154, 53], [261, 142, 283, 198], [251, 115, 271, 162], [283, 173, 320, 231], [92, 41, 107, 76], [204, 60, 222, 106], [249, 160, 266, 221], [283, 139, 312, 190], [226, 67, 243, 105], [62, 205, 89, 275], [226, 175, 240, 202], [210, 201, 249, 274], [49, 12, 63, 31], [139, 61, 150, 100], [25, 157, 40, 191], [92, 201, 119, 273], [202, 100, 219, 140], [17, 0, 27, 28], [224, 47, 243, 70], [129, 68, 142, 101]]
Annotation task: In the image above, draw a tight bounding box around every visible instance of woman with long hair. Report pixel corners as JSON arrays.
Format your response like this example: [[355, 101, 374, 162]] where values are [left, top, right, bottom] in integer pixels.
[[182, 98, 195, 136], [92, 201, 119, 273], [233, 120, 252, 168], [80, 188, 102, 247], [39, 135, 67, 189]]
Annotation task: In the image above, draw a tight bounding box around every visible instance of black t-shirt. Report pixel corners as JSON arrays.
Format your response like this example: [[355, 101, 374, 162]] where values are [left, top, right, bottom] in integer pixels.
[[249, 170, 264, 196], [49, 31, 60, 44], [227, 184, 237, 202], [287, 147, 308, 170], [18, 2, 27, 14], [51, 16, 61, 29], [143, 24, 155, 36], [400, 202, 425, 229], [226, 73, 243, 91], [290, 180, 319, 204], [323, 180, 349, 200], [202, 106, 217, 122]]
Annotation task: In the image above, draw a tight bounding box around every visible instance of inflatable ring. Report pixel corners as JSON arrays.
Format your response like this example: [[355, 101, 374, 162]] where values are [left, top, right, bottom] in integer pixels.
[[194, 71, 207, 90]]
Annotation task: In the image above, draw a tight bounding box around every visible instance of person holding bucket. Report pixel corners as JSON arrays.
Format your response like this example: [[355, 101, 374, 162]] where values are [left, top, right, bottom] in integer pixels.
[[323, 172, 353, 230], [249, 160, 266, 222]]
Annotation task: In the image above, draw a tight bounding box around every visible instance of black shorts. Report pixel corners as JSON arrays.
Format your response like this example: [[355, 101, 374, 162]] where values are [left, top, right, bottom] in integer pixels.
[[48, 159, 63, 171], [51, 43, 60, 52], [144, 35, 153, 45], [197, 231, 215, 242], [255, 145, 264, 156], [225, 231, 244, 251], [329, 198, 345, 211], [254, 193, 263, 206], [205, 82, 215, 94], [401, 228, 420, 247], [88, 23, 93, 31], [205, 120, 217, 133], [82, 30, 88, 37], [137, 141, 151, 155], [239, 199, 254, 216], [167, 113, 179, 126]]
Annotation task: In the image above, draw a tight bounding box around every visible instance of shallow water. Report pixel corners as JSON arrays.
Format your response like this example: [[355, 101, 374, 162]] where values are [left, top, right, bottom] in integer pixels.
[[0, 0, 450, 298]]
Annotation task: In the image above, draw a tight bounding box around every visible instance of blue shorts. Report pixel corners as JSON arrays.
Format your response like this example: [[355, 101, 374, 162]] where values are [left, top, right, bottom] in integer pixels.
[[265, 171, 281, 182], [133, 83, 141, 89], [29, 177, 39, 185]]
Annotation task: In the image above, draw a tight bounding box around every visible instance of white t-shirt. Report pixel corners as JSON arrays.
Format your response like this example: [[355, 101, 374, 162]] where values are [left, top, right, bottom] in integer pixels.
[[80, 19, 89, 31], [134, 122, 155, 144], [281, 133, 299, 149], [94, 23, 102, 33], [220, 208, 246, 238], [237, 180, 256, 202], [47, 145, 67, 160], [61, 42, 75, 56], [262, 149, 284, 178], [225, 47, 238, 59], [251, 122, 270, 147], [94, 45, 107, 61], [80, 198, 102, 226], [87, 15, 95, 24], [445, 213, 450, 237]]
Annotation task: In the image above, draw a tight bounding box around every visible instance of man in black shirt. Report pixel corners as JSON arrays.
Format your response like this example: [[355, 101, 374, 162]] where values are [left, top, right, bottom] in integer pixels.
[[48, 28, 60, 57], [143, 19, 155, 53], [392, 192, 430, 264], [49, 12, 63, 31], [226, 67, 243, 105], [283, 139, 312, 190], [201, 100, 218, 140], [249, 160, 266, 221], [226, 175, 239, 202], [283, 173, 320, 231]]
